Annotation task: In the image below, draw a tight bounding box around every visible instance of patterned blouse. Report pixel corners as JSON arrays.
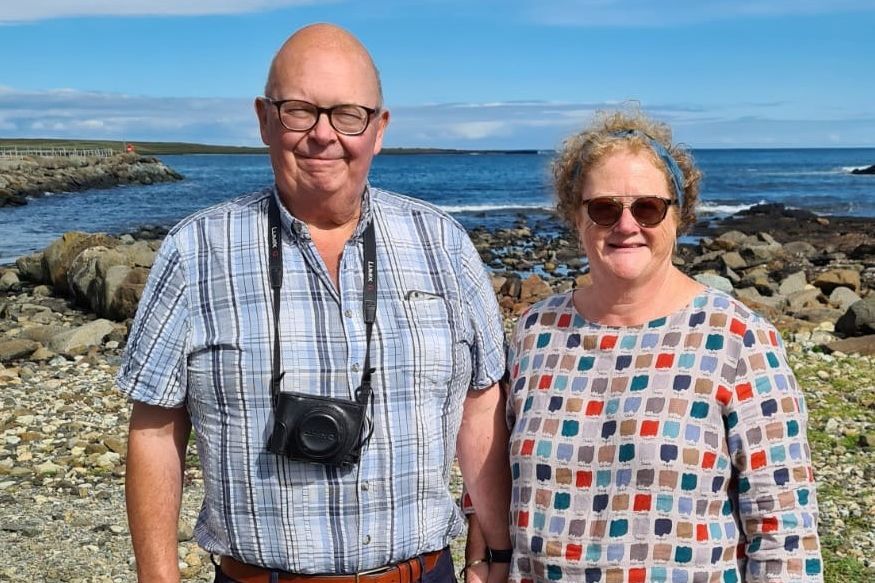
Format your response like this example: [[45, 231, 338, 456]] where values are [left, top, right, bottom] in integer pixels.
[[506, 288, 822, 583]]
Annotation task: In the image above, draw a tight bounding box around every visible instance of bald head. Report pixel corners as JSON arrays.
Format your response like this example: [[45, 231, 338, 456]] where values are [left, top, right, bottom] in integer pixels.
[[264, 23, 383, 107]]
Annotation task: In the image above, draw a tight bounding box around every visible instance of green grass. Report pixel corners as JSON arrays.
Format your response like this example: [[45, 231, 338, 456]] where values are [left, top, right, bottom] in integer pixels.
[[823, 545, 872, 582], [788, 352, 875, 582]]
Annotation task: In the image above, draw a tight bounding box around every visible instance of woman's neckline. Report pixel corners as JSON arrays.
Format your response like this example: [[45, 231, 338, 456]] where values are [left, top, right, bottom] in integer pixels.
[[566, 284, 712, 330]]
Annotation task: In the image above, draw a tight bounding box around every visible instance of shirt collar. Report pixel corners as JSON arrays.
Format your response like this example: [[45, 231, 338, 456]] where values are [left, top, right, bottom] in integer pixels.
[[271, 183, 374, 242]]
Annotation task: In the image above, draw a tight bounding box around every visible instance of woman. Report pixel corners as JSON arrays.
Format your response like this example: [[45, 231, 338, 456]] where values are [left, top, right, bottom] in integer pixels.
[[465, 110, 822, 582]]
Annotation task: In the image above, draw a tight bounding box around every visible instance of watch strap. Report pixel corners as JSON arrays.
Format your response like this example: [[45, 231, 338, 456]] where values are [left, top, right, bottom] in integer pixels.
[[486, 547, 513, 563]]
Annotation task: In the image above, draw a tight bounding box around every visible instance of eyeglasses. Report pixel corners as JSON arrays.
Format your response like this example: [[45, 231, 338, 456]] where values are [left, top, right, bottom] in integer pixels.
[[263, 98, 379, 136], [581, 196, 675, 227]]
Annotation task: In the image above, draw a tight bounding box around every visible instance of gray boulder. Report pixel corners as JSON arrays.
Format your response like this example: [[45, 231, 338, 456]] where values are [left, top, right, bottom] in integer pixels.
[[0, 270, 20, 292], [738, 266, 776, 295], [778, 271, 808, 296], [19, 325, 68, 344], [712, 230, 749, 251], [694, 273, 734, 294], [824, 334, 875, 356], [786, 288, 822, 312], [123, 241, 157, 268], [829, 287, 862, 313], [47, 319, 115, 355], [735, 287, 787, 311], [739, 240, 783, 267], [15, 252, 48, 283], [720, 251, 747, 271], [67, 246, 122, 310], [0, 339, 40, 362], [793, 307, 843, 326], [836, 297, 875, 337], [783, 241, 818, 258]]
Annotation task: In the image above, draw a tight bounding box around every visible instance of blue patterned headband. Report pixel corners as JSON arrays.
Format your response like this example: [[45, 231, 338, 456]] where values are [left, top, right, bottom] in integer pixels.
[[610, 129, 685, 207]]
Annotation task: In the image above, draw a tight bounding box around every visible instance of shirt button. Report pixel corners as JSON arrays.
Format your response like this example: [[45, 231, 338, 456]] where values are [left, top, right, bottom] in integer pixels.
[[362, 535, 371, 545], [344, 309, 353, 318], [351, 363, 360, 372], [361, 481, 369, 491]]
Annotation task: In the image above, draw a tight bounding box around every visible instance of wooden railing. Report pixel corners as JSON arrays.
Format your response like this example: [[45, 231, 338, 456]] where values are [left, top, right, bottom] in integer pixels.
[[0, 147, 118, 159]]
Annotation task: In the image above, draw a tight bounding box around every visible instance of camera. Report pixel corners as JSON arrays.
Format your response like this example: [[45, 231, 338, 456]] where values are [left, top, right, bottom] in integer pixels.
[[267, 391, 367, 466]]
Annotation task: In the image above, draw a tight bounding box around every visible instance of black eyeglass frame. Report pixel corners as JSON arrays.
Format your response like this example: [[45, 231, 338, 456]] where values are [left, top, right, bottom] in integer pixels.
[[262, 98, 380, 136], [581, 196, 676, 228]]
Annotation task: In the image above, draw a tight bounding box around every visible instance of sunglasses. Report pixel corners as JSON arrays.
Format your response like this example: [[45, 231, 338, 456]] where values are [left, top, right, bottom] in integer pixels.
[[581, 196, 675, 227]]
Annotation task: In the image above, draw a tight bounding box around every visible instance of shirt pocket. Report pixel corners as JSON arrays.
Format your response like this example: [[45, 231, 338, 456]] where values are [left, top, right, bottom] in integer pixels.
[[396, 291, 455, 387]]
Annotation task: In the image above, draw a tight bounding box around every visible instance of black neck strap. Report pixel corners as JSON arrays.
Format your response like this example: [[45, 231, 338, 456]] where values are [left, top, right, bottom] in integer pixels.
[[267, 196, 377, 406]]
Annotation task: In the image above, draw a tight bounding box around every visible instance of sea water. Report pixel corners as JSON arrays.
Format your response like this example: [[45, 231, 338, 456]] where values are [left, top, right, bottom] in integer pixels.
[[1, 148, 874, 264]]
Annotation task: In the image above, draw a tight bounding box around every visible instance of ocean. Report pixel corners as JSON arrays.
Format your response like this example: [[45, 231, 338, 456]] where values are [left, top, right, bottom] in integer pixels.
[[1, 148, 874, 265]]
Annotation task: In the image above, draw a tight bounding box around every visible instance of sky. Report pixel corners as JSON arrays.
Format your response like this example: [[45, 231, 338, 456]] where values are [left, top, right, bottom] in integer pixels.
[[1, 1, 874, 150]]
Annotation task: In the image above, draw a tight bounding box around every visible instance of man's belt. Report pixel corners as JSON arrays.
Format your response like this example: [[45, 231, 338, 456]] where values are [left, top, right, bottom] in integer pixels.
[[219, 548, 445, 583]]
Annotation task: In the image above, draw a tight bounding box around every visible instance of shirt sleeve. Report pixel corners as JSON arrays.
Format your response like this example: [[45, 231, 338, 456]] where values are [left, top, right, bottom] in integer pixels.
[[725, 319, 823, 582], [116, 234, 190, 407], [458, 230, 505, 390]]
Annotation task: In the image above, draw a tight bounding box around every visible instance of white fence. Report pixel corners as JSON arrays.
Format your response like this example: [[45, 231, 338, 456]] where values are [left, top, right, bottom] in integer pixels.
[[0, 147, 118, 159]]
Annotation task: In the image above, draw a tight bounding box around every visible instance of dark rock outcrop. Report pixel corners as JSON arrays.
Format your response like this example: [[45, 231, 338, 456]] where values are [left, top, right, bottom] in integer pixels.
[[850, 164, 875, 175], [0, 153, 183, 207]]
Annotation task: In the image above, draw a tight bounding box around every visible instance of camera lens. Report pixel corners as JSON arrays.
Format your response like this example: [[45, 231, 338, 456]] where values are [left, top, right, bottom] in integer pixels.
[[295, 408, 347, 460]]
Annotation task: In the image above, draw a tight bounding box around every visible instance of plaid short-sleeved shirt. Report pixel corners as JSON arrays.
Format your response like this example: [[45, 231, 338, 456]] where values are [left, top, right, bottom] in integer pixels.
[[117, 185, 505, 573]]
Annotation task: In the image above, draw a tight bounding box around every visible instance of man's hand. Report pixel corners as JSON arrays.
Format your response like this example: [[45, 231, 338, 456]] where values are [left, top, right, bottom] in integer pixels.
[[463, 513, 489, 583], [125, 402, 191, 583]]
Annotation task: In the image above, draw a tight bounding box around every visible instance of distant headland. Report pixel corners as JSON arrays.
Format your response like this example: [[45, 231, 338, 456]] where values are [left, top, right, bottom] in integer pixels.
[[0, 138, 542, 156]]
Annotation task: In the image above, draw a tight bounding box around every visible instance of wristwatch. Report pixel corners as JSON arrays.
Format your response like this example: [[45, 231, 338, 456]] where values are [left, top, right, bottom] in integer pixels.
[[486, 547, 513, 563]]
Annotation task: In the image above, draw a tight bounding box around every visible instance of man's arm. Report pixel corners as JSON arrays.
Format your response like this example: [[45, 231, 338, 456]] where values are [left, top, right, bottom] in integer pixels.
[[125, 402, 192, 583], [457, 383, 511, 582]]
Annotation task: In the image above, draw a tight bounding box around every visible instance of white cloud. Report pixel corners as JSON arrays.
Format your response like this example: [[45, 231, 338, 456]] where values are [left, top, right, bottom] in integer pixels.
[[446, 121, 509, 140], [0, 0, 334, 23], [0, 87, 261, 145], [522, 0, 875, 26], [2, 88, 874, 149]]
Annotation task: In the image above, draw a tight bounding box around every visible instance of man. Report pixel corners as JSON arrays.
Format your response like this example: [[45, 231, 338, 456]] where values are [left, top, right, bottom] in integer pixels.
[[118, 23, 511, 583]]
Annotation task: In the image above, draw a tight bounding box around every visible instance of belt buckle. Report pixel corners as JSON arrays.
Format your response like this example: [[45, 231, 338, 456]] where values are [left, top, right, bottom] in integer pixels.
[[354, 563, 393, 583]]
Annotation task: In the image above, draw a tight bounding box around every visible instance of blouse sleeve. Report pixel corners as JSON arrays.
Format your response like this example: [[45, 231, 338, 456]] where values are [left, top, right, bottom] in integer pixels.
[[725, 319, 823, 582]]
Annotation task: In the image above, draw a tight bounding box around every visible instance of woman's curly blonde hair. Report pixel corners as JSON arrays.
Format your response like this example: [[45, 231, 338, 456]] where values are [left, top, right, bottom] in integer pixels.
[[553, 109, 702, 234]]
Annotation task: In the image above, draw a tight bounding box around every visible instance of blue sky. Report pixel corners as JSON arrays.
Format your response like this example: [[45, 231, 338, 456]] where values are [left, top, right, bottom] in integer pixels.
[[1, 1, 874, 149]]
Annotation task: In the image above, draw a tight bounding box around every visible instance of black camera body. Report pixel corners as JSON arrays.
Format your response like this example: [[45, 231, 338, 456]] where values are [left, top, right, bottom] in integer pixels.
[[267, 391, 367, 466]]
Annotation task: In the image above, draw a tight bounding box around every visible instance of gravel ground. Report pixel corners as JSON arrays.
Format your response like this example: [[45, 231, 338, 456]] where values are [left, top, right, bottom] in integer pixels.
[[1, 292, 873, 582]]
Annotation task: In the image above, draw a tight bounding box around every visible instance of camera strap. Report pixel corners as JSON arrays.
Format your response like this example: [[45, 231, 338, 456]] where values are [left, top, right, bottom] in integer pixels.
[[266, 195, 377, 407], [358, 216, 377, 406]]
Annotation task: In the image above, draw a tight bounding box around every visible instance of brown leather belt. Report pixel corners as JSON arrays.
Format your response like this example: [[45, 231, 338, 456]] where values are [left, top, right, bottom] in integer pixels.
[[220, 548, 445, 583]]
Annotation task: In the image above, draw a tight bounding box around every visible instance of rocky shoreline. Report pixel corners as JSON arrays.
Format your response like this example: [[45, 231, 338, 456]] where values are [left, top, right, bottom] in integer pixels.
[[0, 154, 183, 207], [1, 205, 874, 581]]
